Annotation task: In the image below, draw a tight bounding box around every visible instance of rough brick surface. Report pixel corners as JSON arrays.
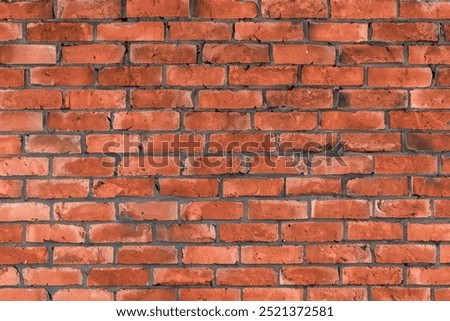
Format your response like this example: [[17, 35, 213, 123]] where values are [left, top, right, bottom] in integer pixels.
[[0, 0, 448, 302]]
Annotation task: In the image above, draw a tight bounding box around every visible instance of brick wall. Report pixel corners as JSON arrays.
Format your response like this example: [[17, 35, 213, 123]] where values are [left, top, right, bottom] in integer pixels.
[[0, 0, 449, 301]]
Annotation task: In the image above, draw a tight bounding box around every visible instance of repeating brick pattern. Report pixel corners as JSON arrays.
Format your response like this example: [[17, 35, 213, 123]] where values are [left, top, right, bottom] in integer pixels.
[[0, 0, 449, 301]]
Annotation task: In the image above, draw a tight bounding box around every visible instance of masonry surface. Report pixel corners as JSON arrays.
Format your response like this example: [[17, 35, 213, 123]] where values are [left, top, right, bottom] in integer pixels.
[[0, 0, 450, 301]]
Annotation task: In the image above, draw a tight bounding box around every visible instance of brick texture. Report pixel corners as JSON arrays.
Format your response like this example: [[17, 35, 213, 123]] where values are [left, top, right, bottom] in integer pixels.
[[0, 0, 447, 301]]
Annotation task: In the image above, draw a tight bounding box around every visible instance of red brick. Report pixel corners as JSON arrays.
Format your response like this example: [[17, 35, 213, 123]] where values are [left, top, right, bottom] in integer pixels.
[[348, 222, 403, 240], [27, 179, 89, 199], [156, 224, 215, 243], [0, 90, 62, 109], [375, 155, 437, 174], [435, 200, 450, 218], [26, 224, 85, 243], [281, 267, 338, 285], [375, 199, 431, 218], [408, 224, 450, 242], [372, 287, 430, 301], [255, 112, 317, 131], [182, 246, 237, 264], [48, 112, 110, 131], [117, 156, 180, 176], [302, 66, 364, 86], [0, 268, 19, 286], [375, 245, 436, 264], [159, 178, 218, 197], [131, 44, 196, 64], [409, 46, 450, 64], [306, 245, 371, 264], [242, 246, 302, 264], [117, 289, 176, 301], [119, 202, 177, 221], [342, 133, 402, 151], [0, 0, 52, 19], [0, 23, 22, 41], [118, 246, 178, 264], [435, 289, 450, 301], [369, 68, 432, 87], [169, 22, 231, 40], [340, 45, 403, 64], [0, 69, 24, 88], [25, 135, 80, 153], [312, 199, 371, 219], [372, 23, 438, 41], [229, 66, 297, 86], [198, 90, 262, 109], [400, 1, 450, 19], [53, 157, 114, 177], [154, 268, 213, 285], [0, 136, 21, 154], [54, 202, 115, 221], [311, 156, 373, 175], [219, 223, 278, 242], [339, 89, 407, 108], [203, 44, 269, 64], [308, 288, 367, 301], [98, 67, 162, 87], [217, 268, 276, 286], [53, 289, 113, 301], [0, 180, 22, 198], [224, 178, 283, 197], [309, 23, 367, 42], [408, 267, 450, 285], [181, 201, 243, 221], [90, 224, 152, 243], [131, 90, 192, 108], [97, 22, 164, 41], [0, 45, 56, 64], [0, 247, 48, 264], [235, 22, 303, 41], [243, 288, 303, 301], [27, 22, 93, 41], [127, 0, 189, 17], [54, 246, 113, 265], [0, 225, 22, 243], [93, 178, 154, 198], [113, 111, 179, 130], [331, 0, 396, 18], [282, 222, 343, 242], [347, 177, 408, 196], [23, 268, 82, 286], [31, 67, 94, 86], [390, 111, 450, 130], [274, 44, 335, 64], [411, 89, 450, 108], [62, 44, 125, 64], [66, 90, 126, 109], [0, 203, 49, 222], [286, 177, 341, 196], [180, 289, 240, 301], [184, 112, 250, 131], [321, 111, 385, 130], [262, 0, 327, 18], [248, 200, 307, 220], [343, 267, 402, 285], [87, 268, 149, 286], [0, 289, 48, 301], [167, 66, 225, 86], [57, 0, 120, 18], [0, 157, 48, 176], [194, 0, 257, 18], [267, 89, 333, 108], [407, 133, 450, 151]]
